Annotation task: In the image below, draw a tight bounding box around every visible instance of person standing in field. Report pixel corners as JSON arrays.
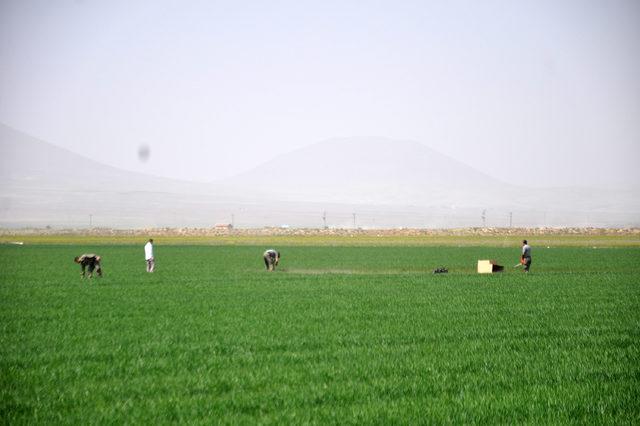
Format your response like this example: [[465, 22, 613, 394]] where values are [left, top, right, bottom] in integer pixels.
[[521, 240, 532, 272], [74, 254, 103, 278], [145, 239, 155, 272], [263, 249, 280, 271]]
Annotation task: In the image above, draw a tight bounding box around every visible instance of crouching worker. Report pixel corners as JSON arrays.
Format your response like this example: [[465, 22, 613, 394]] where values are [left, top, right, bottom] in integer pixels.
[[263, 249, 280, 271], [74, 254, 103, 278]]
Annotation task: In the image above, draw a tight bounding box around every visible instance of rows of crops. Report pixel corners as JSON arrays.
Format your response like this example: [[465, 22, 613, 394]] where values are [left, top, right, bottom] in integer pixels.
[[1, 244, 639, 423]]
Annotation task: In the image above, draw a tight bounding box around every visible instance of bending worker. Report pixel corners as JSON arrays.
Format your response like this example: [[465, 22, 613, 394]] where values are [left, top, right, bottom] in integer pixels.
[[74, 254, 103, 278], [263, 249, 281, 271]]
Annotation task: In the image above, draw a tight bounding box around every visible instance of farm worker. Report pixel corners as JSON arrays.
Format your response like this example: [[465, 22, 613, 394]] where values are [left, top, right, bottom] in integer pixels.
[[145, 239, 155, 272], [263, 249, 280, 271], [74, 254, 102, 278], [521, 240, 532, 272]]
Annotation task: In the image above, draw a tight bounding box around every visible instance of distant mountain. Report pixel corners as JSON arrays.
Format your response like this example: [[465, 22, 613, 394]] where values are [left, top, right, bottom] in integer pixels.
[[0, 123, 208, 192], [223, 137, 519, 206], [0, 124, 243, 227], [221, 137, 639, 226], [1, 125, 638, 228], [229, 137, 501, 187]]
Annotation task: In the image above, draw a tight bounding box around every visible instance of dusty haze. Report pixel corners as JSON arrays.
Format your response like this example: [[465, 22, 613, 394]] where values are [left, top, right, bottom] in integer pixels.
[[1, 1, 639, 188], [1, 125, 638, 228]]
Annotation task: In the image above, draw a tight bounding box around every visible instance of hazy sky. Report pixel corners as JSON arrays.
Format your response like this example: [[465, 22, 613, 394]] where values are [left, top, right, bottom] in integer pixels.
[[1, 0, 639, 187]]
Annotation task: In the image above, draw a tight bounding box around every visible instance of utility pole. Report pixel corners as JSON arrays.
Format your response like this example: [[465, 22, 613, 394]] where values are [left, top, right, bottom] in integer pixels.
[[322, 211, 327, 229], [231, 213, 235, 228], [509, 212, 513, 228], [481, 209, 486, 227], [89, 214, 93, 228], [352, 213, 356, 229]]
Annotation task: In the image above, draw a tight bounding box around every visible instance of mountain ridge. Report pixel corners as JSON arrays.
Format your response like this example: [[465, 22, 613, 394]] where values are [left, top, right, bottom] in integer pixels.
[[220, 136, 521, 207], [225, 136, 507, 186], [1, 124, 638, 228]]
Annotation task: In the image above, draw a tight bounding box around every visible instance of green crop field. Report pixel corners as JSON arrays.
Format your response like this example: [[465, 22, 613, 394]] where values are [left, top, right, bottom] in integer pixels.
[[1, 242, 639, 424]]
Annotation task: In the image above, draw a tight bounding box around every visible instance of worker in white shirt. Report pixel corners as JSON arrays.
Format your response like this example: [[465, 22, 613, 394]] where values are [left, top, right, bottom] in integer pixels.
[[145, 239, 155, 272]]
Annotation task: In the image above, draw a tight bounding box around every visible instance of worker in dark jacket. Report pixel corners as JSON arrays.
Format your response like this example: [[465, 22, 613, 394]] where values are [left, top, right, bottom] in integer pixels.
[[521, 240, 532, 272], [263, 249, 280, 271], [74, 254, 103, 278]]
